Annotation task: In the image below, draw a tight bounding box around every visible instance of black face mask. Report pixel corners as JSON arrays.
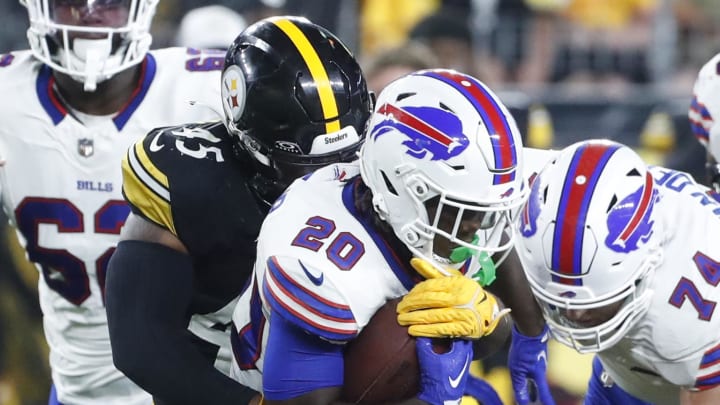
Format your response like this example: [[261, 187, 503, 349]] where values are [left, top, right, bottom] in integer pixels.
[[244, 140, 363, 205]]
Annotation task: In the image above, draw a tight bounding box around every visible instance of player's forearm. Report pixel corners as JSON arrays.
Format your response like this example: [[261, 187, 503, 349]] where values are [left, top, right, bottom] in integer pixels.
[[114, 324, 255, 405], [488, 249, 545, 337], [106, 240, 257, 404]]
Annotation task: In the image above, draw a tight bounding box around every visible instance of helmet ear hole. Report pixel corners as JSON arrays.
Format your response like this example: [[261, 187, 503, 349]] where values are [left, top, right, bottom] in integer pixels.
[[404, 229, 420, 245], [408, 178, 429, 198]]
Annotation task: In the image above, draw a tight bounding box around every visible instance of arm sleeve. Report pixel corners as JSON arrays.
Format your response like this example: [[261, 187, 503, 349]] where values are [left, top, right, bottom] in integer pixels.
[[262, 308, 344, 401], [262, 255, 360, 342], [105, 240, 257, 404]]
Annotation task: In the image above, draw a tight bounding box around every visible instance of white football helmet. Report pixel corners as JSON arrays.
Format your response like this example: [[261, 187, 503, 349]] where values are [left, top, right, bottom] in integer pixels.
[[21, 0, 158, 91], [359, 69, 527, 271], [690, 52, 720, 190], [515, 140, 664, 353]]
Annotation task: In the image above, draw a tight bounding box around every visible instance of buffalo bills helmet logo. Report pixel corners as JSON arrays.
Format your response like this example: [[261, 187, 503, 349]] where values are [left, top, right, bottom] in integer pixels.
[[520, 173, 542, 237], [605, 173, 658, 253], [370, 103, 469, 161]]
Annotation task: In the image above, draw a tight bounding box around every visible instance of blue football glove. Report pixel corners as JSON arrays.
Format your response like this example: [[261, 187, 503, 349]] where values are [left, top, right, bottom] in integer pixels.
[[417, 337, 472, 405], [508, 325, 556, 405], [464, 374, 502, 405]]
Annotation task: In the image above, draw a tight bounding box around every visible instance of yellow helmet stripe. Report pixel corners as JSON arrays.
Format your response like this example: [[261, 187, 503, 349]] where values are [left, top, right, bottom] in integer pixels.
[[273, 18, 341, 134], [121, 142, 177, 235]]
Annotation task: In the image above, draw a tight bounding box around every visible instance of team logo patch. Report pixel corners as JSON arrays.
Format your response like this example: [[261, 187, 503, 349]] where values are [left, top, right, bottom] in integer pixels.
[[605, 173, 658, 253], [334, 166, 349, 181], [221, 65, 246, 123], [78, 138, 94, 157], [371, 103, 469, 161]]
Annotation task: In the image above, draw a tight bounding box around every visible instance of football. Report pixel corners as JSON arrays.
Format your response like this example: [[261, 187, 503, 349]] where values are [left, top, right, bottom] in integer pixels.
[[341, 297, 418, 403], [341, 295, 511, 403]]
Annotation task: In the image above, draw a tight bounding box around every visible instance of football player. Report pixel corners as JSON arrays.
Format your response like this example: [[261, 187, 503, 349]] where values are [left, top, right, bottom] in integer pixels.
[[104, 16, 372, 405], [689, 52, 720, 191], [229, 68, 558, 404], [514, 139, 720, 404], [0, 1, 224, 404]]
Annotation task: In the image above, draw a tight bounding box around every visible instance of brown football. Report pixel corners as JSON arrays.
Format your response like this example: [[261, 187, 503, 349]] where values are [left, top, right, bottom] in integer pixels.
[[341, 295, 511, 403], [341, 297, 418, 403]]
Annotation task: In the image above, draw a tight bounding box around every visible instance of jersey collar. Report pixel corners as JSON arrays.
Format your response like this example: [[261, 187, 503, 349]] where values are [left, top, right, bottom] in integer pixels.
[[341, 178, 421, 291], [36, 54, 157, 130]]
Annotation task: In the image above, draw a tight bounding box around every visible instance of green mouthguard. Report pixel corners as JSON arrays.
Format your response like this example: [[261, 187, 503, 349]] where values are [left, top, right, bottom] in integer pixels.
[[473, 251, 497, 286], [448, 235, 497, 286]]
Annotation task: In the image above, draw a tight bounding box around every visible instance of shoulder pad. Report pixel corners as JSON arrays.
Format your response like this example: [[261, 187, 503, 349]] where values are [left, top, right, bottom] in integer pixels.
[[121, 121, 228, 234], [122, 125, 176, 233], [262, 255, 359, 342]]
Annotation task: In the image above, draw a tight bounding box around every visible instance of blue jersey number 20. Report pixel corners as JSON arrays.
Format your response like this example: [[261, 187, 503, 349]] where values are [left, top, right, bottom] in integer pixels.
[[292, 216, 365, 271]]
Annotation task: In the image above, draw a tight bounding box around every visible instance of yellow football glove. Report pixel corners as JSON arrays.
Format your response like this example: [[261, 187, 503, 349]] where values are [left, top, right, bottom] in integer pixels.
[[397, 258, 512, 339]]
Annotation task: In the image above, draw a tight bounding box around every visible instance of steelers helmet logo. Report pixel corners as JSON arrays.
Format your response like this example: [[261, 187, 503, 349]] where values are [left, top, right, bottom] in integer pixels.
[[221, 65, 246, 122]]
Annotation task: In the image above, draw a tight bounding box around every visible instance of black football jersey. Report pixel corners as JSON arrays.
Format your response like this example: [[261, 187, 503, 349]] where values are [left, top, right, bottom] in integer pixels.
[[121, 121, 267, 368]]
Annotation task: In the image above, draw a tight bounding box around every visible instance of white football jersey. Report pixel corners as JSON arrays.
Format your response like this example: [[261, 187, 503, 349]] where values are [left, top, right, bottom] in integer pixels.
[[230, 147, 557, 391], [597, 166, 720, 404], [0, 48, 223, 405]]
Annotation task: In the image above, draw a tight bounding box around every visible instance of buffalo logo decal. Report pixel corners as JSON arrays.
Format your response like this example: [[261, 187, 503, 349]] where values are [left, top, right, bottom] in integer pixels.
[[605, 172, 658, 253], [370, 103, 469, 161]]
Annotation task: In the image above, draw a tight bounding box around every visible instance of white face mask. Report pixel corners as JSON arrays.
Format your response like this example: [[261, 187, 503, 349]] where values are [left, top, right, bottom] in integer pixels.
[[65, 37, 114, 91], [22, 0, 157, 91]]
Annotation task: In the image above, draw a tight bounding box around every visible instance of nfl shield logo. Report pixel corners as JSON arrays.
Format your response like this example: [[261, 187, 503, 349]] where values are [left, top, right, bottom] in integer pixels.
[[78, 138, 94, 157]]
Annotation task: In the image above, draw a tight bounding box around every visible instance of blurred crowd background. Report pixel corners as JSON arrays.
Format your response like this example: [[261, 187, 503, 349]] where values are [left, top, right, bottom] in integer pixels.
[[1, 0, 718, 404]]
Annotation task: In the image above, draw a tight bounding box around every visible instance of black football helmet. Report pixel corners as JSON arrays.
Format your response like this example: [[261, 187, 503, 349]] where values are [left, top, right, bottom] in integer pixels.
[[221, 16, 372, 202]]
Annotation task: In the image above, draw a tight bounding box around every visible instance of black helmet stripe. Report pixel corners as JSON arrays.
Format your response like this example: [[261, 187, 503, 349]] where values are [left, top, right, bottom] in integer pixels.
[[271, 18, 341, 134]]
